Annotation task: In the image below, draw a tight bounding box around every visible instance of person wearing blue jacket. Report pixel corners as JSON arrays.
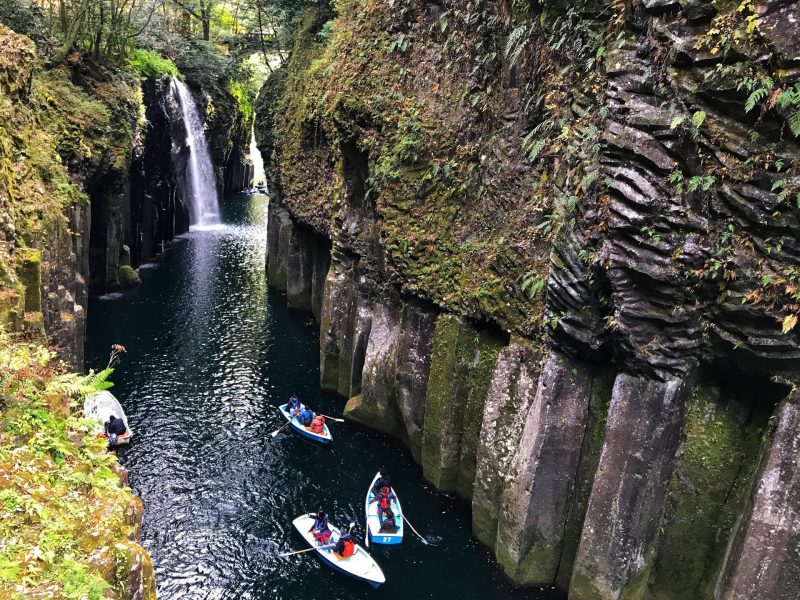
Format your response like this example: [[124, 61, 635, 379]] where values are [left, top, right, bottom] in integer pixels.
[[309, 510, 331, 545], [298, 407, 314, 426], [287, 394, 302, 417]]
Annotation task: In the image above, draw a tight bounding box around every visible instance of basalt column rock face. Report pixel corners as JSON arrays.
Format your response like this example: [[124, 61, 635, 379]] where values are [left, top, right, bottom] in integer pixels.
[[472, 344, 542, 548], [224, 145, 255, 194], [716, 394, 800, 600], [420, 314, 504, 496], [494, 352, 609, 587], [646, 377, 774, 600], [344, 297, 437, 458], [266, 197, 332, 318], [129, 76, 188, 268], [571, 375, 691, 600]]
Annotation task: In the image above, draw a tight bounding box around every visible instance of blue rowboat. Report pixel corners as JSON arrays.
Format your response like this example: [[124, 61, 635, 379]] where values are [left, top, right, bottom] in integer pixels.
[[292, 514, 385, 588], [365, 471, 403, 545], [278, 404, 333, 444]]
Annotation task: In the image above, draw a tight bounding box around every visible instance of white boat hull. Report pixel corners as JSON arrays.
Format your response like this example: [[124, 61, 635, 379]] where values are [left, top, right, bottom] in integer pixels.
[[292, 514, 385, 588], [83, 391, 132, 445]]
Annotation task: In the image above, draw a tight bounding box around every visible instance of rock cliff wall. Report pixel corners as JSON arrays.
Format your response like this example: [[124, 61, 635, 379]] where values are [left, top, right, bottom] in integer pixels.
[[257, 1, 800, 598], [0, 23, 156, 599]]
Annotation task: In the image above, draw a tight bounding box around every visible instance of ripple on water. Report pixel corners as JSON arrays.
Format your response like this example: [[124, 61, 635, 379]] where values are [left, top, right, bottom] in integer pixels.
[[87, 195, 558, 600]]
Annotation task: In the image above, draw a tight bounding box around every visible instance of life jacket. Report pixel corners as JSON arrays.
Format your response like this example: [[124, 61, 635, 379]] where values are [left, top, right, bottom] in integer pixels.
[[315, 529, 331, 543], [380, 496, 390, 510], [341, 539, 355, 558], [309, 415, 325, 433]]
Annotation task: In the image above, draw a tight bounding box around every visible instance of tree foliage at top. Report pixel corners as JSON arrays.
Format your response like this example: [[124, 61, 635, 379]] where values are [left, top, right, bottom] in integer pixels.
[[0, 0, 316, 70]]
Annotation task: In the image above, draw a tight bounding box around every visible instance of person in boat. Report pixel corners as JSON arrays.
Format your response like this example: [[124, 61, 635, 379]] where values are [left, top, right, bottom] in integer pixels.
[[287, 394, 302, 417], [369, 486, 397, 523], [333, 524, 355, 558], [308, 414, 326, 435], [104, 413, 127, 441], [378, 508, 398, 533], [309, 510, 331, 546], [372, 471, 391, 496], [298, 407, 314, 427]]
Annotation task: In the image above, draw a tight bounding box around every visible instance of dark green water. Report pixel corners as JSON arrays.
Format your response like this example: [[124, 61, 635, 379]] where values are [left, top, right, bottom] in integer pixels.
[[86, 194, 558, 600]]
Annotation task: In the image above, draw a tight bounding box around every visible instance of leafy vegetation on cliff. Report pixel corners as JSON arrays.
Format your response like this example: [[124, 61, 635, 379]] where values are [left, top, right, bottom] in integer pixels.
[[0, 332, 155, 599], [259, 0, 551, 336]]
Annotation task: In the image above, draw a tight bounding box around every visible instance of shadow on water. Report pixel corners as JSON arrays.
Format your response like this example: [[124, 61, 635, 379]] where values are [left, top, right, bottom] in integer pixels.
[[86, 194, 561, 600]]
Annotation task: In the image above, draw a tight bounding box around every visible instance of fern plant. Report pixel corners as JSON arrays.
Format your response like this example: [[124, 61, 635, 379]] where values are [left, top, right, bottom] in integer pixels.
[[49, 369, 115, 399], [776, 83, 800, 136], [739, 76, 774, 113], [521, 271, 546, 299]]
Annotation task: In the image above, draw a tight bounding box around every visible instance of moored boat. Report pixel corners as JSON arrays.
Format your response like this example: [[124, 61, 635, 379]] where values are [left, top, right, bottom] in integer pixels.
[[83, 390, 133, 445], [291, 513, 386, 588], [365, 471, 404, 545], [278, 403, 332, 444]]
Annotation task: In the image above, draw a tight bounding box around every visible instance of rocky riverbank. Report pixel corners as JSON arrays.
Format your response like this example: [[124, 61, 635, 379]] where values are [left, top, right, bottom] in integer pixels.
[[0, 15, 252, 597]]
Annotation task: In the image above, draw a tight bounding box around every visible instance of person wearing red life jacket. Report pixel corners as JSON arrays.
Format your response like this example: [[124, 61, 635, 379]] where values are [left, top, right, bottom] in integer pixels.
[[333, 524, 355, 558], [308, 414, 326, 434], [369, 486, 397, 523]]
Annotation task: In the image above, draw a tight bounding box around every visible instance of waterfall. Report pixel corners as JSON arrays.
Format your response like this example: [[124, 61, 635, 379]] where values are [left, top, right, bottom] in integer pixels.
[[171, 78, 219, 228], [249, 128, 266, 188]]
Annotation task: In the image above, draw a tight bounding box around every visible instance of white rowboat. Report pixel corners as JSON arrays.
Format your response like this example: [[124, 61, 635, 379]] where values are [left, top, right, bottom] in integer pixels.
[[278, 403, 332, 444], [291, 514, 385, 588], [83, 391, 132, 445]]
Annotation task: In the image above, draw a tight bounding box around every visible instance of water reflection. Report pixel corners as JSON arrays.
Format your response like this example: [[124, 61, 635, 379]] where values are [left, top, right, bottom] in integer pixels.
[[86, 193, 556, 600]]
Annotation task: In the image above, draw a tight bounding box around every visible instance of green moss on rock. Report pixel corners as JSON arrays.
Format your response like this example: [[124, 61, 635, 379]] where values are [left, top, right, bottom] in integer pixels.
[[644, 382, 770, 600], [421, 315, 504, 495], [344, 393, 407, 442], [456, 328, 503, 500], [17, 248, 42, 312], [421, 314, 463, 489], [497, 539, 560, 587], [118, 265, 141, 290], [0, 332, 154, 599]]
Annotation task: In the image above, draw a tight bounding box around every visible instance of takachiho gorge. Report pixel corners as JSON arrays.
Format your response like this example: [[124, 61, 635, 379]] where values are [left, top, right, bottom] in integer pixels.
[[0, 1, 798, 599]]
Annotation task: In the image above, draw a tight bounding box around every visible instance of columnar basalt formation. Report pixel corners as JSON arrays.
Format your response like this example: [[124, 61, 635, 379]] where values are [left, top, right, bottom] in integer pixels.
[[715, 393, 800, 600], [257, 0, 800, 597], [0, 24, 156, 598]]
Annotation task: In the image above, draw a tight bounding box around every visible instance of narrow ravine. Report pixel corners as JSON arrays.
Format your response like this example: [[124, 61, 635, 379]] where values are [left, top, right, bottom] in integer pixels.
[[85, 193, 556, 600]]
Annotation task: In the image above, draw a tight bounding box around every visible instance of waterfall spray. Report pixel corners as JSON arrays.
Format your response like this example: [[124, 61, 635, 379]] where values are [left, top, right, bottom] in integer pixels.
[[172, 78, 220, 227]]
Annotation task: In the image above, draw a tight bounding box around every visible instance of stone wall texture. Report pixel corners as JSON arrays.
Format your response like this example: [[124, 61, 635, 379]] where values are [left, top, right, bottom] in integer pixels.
[[258, 0, 800, 597]]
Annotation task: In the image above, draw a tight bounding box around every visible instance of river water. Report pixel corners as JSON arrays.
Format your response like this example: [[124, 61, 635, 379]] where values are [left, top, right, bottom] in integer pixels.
[[86, 194, 557, 600]]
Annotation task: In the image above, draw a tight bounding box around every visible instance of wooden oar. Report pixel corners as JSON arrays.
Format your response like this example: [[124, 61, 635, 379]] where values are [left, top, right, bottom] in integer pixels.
[[270, 421, 291, 438], [402, 515, 434, 546], [274, 405, 343, 422], [279, 543, 335, 557], [320, 414, 345, 423]]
